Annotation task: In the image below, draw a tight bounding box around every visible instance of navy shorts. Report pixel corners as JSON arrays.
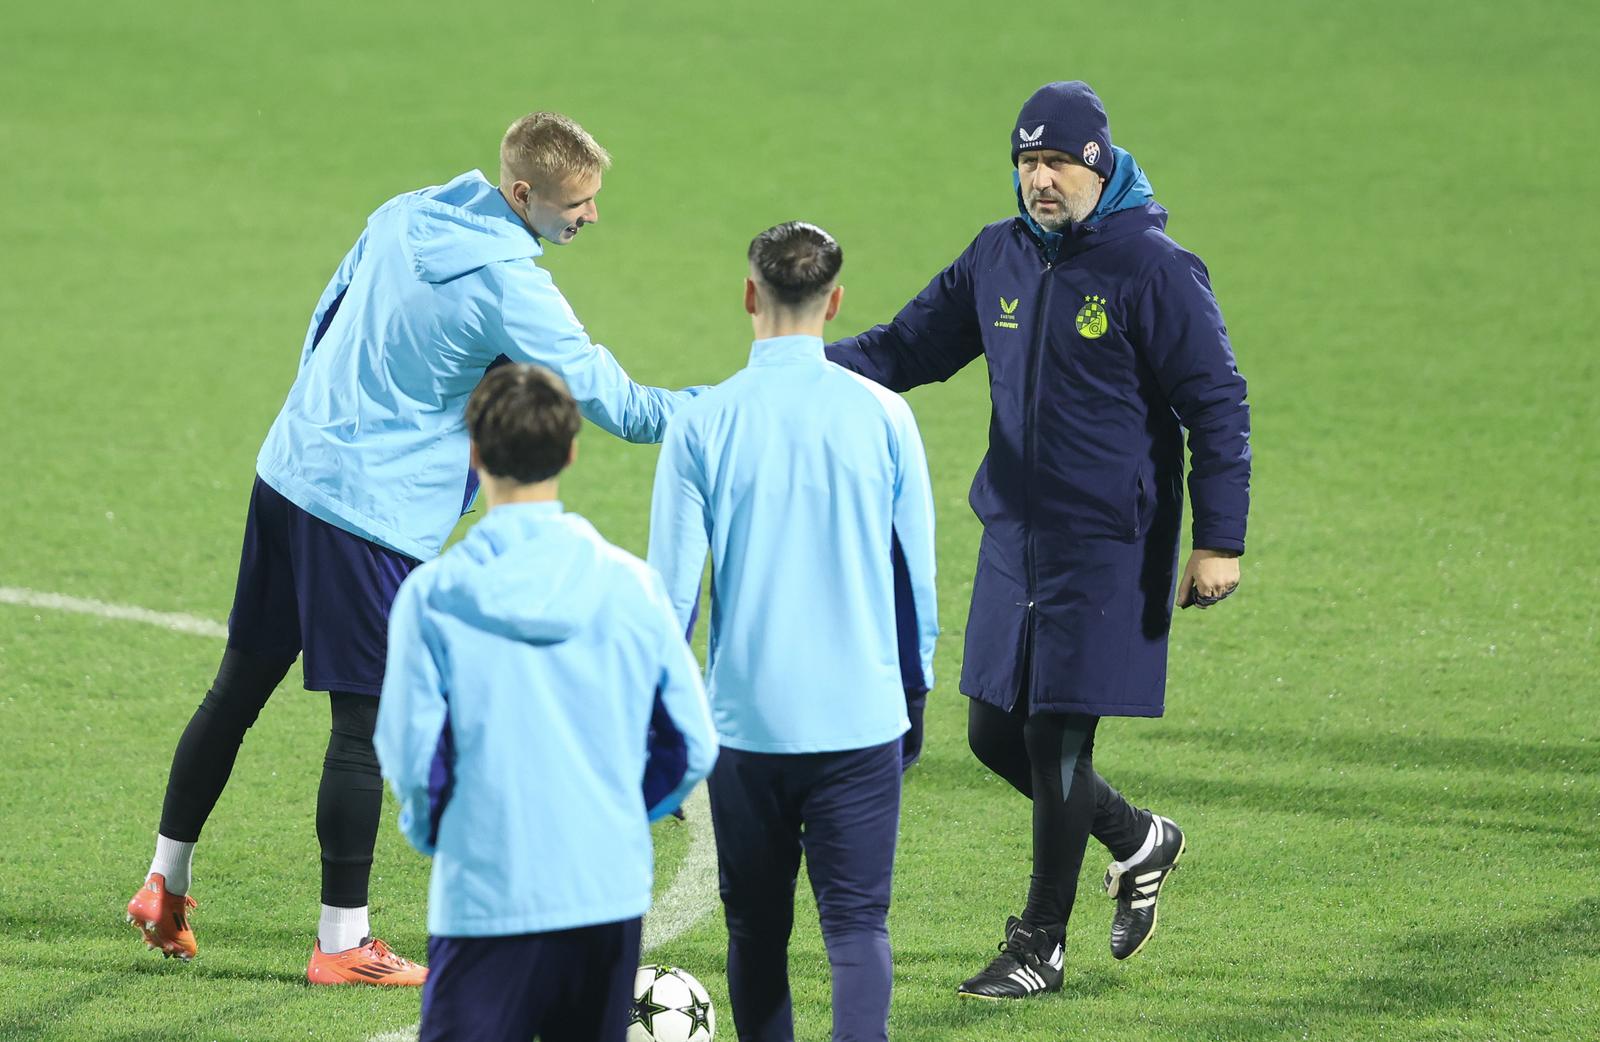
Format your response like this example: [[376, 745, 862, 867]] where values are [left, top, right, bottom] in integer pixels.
[[226, 477, 419, 696], [419, 918, 643, 1042]]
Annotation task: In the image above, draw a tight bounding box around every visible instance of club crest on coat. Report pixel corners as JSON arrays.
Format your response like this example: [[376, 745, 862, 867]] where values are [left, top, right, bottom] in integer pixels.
[[1075, 295, 1109, 339]]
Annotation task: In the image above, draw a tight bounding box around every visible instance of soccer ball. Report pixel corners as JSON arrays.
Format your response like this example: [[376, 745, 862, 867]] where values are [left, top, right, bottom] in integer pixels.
[[627, 963, 715, 1042]]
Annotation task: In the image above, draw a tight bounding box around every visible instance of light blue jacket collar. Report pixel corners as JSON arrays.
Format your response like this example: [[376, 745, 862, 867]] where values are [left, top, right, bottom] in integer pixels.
[[748, 334, 825, 366], [481, 499, 565, 521]]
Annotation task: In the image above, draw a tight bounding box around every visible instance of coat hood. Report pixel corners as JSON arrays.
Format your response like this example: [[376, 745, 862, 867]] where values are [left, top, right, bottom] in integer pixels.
[[385, 170, 543, 284], [428, 502, 610, 644]]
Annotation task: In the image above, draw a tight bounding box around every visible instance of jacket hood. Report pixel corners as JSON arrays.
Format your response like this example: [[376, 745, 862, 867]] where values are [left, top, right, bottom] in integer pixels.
[[428, 502, 610, 644], [388, 170, 543, 284], [1013, 146, 1159, 255]]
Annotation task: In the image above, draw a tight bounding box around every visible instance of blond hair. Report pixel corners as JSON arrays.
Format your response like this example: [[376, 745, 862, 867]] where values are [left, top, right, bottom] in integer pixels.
[[499, 112, 611, 188]]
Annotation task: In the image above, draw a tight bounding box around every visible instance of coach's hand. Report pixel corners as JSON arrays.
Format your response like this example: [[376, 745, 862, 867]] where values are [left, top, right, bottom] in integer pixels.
[[1177, 549, 1240, 609]]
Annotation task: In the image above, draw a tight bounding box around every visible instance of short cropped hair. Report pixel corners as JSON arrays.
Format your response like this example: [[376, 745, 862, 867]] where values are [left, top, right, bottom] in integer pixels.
[[748, 221, 843, 309], [500, 112, 612, 188], [466, 364, 582, 484]]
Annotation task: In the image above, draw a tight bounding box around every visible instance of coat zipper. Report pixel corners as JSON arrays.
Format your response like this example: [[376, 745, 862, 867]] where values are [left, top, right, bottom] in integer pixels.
[[1020, 249, 1055, 706]]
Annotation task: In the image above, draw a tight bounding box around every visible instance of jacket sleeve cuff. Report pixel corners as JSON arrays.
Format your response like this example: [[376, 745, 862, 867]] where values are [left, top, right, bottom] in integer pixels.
[[1191, 527, 1246, 556]]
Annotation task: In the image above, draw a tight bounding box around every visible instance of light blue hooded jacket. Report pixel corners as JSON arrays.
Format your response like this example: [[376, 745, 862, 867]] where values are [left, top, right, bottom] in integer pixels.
[[257, 170, 695, 561], [374, 502, 718, 937], [648, 335, 939, 754]]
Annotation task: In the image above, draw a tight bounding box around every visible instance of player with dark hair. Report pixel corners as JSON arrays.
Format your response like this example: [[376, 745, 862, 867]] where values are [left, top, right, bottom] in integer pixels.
[[649, 221, 938, 1042], [376, 363, 717, 1042], [827, 81, 1252, 998], [125, 111, 700, 981]]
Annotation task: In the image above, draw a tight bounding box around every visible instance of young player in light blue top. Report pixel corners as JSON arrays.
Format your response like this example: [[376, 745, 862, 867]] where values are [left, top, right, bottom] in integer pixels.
[[648, 222, 937, 1042], [647, 243, 938, 757], [377, 363, 717, 1042]]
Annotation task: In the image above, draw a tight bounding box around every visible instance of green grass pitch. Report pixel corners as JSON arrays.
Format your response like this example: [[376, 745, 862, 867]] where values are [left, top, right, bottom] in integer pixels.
[[2, 0, 1598, 1039]]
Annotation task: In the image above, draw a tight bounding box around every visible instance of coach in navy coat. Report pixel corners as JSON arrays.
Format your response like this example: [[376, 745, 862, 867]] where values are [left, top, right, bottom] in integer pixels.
[[827, 81, 1251, 996]]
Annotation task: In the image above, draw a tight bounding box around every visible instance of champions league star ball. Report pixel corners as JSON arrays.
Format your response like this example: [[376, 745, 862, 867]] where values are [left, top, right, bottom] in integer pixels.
[[627, 963, 715, 1042]]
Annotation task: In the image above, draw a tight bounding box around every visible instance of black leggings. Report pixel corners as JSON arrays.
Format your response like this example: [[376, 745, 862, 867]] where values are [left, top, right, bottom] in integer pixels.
[[968, 697, 1149, 940], [159, 647, 384, 907]]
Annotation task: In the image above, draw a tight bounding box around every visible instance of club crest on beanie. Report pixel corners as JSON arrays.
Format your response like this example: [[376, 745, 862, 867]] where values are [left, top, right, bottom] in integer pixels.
[[1011, 80, 1114, 180]]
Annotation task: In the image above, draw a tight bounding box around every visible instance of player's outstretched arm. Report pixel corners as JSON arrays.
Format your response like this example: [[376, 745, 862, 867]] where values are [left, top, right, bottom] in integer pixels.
[[826, 239, 984, 392], [497, 265, 701, 444], [373, 576, 450, 857]]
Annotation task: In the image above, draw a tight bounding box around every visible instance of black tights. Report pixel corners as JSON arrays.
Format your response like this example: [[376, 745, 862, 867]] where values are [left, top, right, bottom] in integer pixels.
[[158, 647, 383, 907], [967, 697, 1150, 941]]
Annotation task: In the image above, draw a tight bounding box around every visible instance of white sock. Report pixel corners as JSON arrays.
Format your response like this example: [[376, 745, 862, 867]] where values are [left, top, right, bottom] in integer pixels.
[[1111, 816, 1162, 874], [318, 905, 370, 954], [149, 835, 196, 896]]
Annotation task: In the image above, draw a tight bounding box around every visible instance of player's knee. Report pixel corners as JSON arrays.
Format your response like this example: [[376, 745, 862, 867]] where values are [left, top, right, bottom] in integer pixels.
[[199, 647, 295, 732], [721, 895, 794, 935], [816, 900, 889, 941]]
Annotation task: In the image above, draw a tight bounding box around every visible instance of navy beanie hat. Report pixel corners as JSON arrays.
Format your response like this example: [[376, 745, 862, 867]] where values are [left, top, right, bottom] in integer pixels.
[[1011, 80, 1114, 180]]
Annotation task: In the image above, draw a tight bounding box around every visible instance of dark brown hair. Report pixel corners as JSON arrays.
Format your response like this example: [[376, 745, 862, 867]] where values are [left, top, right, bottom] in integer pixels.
[[466, 364, 581, 484], [748, 221, 842, 308]]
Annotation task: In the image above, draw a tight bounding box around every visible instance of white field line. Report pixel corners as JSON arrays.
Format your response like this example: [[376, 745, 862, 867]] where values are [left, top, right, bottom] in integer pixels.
[[0, 581, 719, 1042], [641, 784, 719, 952], [0, 585, 228, 639], [364, 785, 720, 1042]]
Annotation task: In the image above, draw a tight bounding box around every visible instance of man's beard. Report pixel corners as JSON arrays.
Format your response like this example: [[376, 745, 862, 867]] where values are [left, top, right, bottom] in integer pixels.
[[1026, 182, 1099, 231]]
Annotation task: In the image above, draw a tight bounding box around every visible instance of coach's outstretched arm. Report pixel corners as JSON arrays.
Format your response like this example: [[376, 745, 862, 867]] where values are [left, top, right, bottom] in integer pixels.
[[826, 237, 984, 392], [373, 576, 450, 857], [498, 265, 701, 444]]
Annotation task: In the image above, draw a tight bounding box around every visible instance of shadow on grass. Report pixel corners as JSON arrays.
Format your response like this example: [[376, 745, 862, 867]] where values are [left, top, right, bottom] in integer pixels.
[[0, 942, 308, 985], [1179, 897, 1600, 1039], [891, 945, 1126, 1020], [1132, 771, 1595, 844], [1138, 725, 1599, 777], [1108, 727, 1599, 845], [0, 946, 424, 1042], [0, 905, 392, 955]]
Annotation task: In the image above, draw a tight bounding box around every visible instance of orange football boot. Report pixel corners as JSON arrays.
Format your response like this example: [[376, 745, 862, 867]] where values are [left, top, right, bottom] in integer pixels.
[[126, 873, 198, 960], [305, 936, 428, 986]]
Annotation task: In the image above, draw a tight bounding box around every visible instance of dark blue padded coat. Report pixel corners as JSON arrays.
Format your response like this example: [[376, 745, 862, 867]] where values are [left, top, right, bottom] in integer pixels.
[[827, 148, 1250, 717]]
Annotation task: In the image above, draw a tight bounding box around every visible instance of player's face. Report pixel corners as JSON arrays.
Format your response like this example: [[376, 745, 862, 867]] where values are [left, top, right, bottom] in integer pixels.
[[524, 171, 602, 245], [1017, 149, 1102, 231]]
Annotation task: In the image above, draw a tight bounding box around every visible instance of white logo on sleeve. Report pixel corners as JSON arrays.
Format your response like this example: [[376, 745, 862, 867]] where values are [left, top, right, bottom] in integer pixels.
[[1018, 125, 1044, 144], [1082, 141, 1101, 166]]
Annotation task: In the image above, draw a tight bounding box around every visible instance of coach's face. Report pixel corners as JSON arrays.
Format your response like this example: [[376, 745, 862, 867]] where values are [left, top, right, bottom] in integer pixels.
[[1017, 148, 1103, 230], [517, 171, 602, 245]]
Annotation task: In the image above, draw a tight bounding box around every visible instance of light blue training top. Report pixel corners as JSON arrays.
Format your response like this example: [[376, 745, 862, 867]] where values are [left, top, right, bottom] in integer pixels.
[[375, 502, 718, 937], [257, 170, 695, 561], [648, 334, 938, 754]]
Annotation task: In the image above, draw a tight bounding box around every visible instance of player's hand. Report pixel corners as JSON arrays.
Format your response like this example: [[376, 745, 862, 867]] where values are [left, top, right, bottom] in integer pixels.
[[901, 693, 926, 771], [1176, 549, 1240, 609]]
